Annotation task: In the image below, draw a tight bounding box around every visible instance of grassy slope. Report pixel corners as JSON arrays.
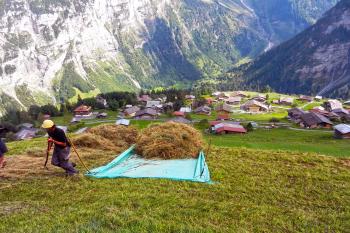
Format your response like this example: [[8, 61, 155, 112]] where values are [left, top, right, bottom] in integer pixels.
[[0, 147, 349, 232], [69, 87, 101, 104], [205, 128, 349, 157]]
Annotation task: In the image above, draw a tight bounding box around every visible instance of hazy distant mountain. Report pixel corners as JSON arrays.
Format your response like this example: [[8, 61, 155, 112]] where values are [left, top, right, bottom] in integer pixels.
[[235, 0, 350, 99], [0, 0, 339, 115]]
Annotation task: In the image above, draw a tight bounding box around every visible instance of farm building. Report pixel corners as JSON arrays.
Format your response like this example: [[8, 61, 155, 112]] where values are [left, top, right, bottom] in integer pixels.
[[334, 124, 350, 139], [173, 111, 185, 117], [310, 108, 340, 121], [167, 117, 191, 124], [124, 106, 140, 117], [252, 94, 266, 102], [216, 103, 233, 114], [73, 105, 92, 116], [212, 123, 247, 134], [298, 95, 314, 102], [241, 100, 269, 113], [194, 106, 211, 115], [230, 91, 248, 98], [300, 112, 333, 128], [15, 128, 39, 140], [279, 97, 294, 105], [146, 101, 161, 109], [226, 97, 241, 105], [288, 108, 306, 121], [180, 107, 192, 113], [324, 99, 342, 112], [332, 108, 350, 121], [116, 119, 130, 126], [134, 108, 158, 119]]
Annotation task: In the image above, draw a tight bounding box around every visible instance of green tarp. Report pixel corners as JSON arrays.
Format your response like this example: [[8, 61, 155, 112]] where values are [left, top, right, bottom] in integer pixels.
[[86, 145, 211, 183]]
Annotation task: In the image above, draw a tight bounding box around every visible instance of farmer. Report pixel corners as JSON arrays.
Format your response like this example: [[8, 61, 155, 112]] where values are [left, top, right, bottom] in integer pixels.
[[0, 137, 8, 168], [42, 120, 78, 176]]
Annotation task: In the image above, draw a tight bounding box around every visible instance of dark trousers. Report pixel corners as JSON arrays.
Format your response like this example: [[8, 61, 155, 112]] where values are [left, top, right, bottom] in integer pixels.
[[52, 146, 78, 175]]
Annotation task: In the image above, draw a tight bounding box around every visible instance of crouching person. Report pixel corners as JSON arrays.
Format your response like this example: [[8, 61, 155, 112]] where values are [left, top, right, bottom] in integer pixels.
[[42, 120, 78, 176]]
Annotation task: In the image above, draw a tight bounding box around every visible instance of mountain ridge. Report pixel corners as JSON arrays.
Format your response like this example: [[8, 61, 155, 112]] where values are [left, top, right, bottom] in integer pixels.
[[234, 0, 350, 99], [0, 0, 340, 115]]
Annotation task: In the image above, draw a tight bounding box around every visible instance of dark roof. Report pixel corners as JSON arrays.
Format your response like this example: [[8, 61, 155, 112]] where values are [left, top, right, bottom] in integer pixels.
[[167, 117, 191, 124], [334, 124, 350, 134], [194, 106, 211, 113], [124, 106, 140, 115], [216, 103, 233, 112], [74, 105, 91, 112], [288, 108, 306, 115], [301, 112, 333, 126], [332, 108, 349, 115], [135, 108, 157, 117]]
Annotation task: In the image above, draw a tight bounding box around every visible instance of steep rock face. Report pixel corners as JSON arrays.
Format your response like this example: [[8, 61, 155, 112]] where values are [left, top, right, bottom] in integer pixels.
[[0, 0, 339, 115], [238, 0, 350, 99]]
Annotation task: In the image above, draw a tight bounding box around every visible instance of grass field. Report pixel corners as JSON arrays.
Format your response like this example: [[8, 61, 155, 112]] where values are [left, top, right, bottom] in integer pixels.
[[205, 128, 350, 157], [0, 146, 349, 232], [2, 111, 350, 232]]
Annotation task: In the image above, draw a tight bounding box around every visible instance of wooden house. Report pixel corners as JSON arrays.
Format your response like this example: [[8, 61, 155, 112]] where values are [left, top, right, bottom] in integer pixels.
[[216, 103, 233, 114], [252, 94, 267, 102], [298, 95, 314, 102], [124, 106, 140, 117], [194, 106, 211, 115], [288, 108, 306, 121], [226, 97, 242, 105], [212, 122, 247, 135], [300, 112, 333, 128], [241, 100, 269, 113], [334, 124, 350, 139], [324, 99, 342, 112], [134, 108, 158, 119], [279, 97, 294, 105], [73, 105, 92, 116]]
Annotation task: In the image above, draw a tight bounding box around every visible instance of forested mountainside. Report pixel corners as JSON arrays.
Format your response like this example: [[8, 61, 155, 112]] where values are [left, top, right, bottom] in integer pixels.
[[0, 0, 338, 115], [228, 0, 350, 99]]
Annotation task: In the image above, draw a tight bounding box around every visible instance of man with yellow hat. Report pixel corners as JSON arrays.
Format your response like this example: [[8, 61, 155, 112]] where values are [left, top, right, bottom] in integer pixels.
[[42, 120, 78, 176]]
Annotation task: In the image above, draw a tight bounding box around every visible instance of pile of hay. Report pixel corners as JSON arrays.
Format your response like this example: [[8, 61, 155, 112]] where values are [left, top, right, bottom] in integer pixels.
[[135, 122, 203, 159], [72, 125, 138, 151]]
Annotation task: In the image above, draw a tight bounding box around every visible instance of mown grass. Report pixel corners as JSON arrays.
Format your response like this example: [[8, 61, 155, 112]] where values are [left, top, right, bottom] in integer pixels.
[[0, 147, 349, 232], [232, 110, 288, 122]]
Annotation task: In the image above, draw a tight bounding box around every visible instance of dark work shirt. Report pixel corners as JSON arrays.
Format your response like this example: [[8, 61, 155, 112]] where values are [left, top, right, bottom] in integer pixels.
[[48, 127, 71, 148], [0, 139, 7, 156]]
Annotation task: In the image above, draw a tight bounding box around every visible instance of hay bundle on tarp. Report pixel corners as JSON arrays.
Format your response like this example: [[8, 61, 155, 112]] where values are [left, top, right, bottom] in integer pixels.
[[86, 125, 138, 144], [136, 122, 203, 159], [72, 125, 138, 151]]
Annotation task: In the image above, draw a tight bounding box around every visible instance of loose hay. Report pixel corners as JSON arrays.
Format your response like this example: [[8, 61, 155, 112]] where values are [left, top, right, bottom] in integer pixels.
[[86, 124, 138, 145], [136, 122, 203, 159], [72, 124, 138, 151], [0, 154, 61, 179]]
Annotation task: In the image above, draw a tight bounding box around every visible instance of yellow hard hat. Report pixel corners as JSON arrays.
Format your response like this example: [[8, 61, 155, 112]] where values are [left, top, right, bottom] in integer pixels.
[[41, 120, 54, 129]]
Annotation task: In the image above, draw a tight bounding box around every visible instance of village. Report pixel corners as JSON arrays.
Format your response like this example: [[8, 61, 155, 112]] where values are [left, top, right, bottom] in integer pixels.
[[3, 90, 350, 141]]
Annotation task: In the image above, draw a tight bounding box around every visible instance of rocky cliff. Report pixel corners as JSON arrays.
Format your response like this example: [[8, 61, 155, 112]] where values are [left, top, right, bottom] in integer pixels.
[[0, 0, 339, 115]]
